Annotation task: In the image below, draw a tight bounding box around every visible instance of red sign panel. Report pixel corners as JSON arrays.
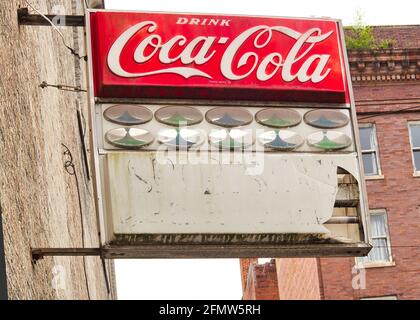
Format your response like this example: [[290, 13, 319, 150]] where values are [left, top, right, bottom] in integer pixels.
[[89, 11, 349, 102]]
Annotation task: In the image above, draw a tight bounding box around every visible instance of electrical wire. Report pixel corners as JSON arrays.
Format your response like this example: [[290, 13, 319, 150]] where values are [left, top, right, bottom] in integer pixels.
[[81, 111, 87, 138], [61, 143, 91, 300], [358, 105, 420, 121], [24, 0, 87, 60]]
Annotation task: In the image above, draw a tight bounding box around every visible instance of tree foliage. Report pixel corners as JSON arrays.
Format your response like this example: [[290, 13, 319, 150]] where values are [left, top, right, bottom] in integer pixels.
[[345, 11, 395, 50]]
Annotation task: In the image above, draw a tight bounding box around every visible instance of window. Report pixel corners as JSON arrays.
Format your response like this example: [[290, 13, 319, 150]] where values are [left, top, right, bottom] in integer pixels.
[[408, 122, 420, 172], [357, 210, 392, 266], [359, 124, 381, 176]]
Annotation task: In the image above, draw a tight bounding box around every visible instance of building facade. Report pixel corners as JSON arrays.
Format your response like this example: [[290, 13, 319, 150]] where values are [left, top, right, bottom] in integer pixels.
[[0, 0, 115, 299], [241, 25, 420, 300]]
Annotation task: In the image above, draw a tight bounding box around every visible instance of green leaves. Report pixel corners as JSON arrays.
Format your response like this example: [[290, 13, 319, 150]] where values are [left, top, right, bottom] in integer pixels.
[[345, 11, 395, 50]]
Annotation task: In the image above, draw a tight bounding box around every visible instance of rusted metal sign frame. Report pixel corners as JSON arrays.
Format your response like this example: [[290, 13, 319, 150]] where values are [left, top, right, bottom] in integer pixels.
[[84, 9, 371, 259]]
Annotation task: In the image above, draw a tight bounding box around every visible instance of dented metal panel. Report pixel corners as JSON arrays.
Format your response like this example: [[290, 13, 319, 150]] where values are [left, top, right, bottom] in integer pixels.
[[103, 152, 360, 235]]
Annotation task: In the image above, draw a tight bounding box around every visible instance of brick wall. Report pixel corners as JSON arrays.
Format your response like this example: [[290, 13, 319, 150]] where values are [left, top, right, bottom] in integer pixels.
[[371, 25, 420, 49], [242, 260, 279, 300], [344, 25, 420, 49], [0, 0, 113, 299], [275, 258, 322, 300], [240, 258, 257, 291], [318, 258, 355, 300], [320, 82, 420, 300]]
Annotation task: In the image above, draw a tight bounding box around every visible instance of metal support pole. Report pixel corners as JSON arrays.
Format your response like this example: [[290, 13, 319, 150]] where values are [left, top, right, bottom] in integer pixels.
[[17, 8, 85, 27], [0, 208, 8, 300], [31, 248, 102, 263]]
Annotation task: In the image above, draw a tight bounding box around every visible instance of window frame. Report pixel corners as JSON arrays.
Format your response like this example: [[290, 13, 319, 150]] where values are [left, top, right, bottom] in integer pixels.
[[359, 123, 383, 179], [355, 209, 394, 269], [408, 121, 420, 175]]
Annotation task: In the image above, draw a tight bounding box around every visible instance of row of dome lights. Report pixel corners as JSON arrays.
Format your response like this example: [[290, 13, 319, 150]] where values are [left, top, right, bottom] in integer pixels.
[[105, 127, 352, 151], [103, 105, 350, 129]]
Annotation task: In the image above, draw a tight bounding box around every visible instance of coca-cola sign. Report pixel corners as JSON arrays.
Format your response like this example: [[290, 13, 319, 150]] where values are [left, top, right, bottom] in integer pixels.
[[89, 11, 349, 102]]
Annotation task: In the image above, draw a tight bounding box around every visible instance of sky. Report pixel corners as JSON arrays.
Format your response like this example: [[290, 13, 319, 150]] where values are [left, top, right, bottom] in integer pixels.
[[105, 0, 419, 300], [105, 0, 420, 26]]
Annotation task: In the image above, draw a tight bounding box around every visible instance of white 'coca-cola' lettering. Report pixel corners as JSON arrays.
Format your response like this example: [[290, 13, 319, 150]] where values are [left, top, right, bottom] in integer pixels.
[[107, 21, 334, 83]]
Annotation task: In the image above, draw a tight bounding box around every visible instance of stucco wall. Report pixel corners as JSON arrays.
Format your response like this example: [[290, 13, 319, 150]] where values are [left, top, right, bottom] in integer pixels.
[[0, 0, 113, 299]]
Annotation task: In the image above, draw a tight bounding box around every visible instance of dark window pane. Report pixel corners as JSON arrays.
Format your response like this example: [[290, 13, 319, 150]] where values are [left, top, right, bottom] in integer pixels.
[[414, 150, 420, 171], [362, 152, 378, 175], [410, 125, 420, 148], [359, 127, 373, 150]]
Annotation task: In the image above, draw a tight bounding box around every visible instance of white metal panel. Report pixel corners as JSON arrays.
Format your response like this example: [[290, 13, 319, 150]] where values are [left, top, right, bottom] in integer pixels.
[[103, 152, 360, 235]]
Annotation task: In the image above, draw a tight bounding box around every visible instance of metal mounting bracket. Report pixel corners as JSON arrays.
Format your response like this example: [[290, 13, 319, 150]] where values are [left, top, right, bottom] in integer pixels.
[[32, 247, 112, 294], [17, 8, 85, 27], [31, 248, 101, 264]]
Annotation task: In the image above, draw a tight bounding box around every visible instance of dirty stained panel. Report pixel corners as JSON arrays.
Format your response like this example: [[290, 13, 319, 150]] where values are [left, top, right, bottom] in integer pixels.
[[103, 152, 360, 235]]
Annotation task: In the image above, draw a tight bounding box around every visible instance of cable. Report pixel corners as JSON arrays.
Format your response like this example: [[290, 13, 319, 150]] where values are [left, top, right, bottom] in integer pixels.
[[24, 0, 87, 60], [358, 105, 420, 121], [81, 111, 87, 137], [75, 103, 87, 138], [61, 143, 91, 300]]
